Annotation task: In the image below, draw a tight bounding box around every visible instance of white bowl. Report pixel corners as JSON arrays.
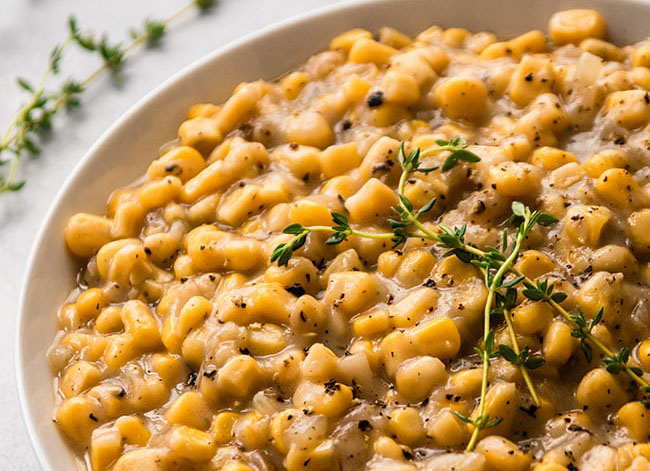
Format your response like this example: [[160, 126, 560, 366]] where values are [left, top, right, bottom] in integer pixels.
[[16, 0, 650, 468]]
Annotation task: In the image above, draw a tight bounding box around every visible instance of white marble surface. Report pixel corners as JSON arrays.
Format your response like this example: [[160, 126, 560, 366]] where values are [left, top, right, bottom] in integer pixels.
[[0, 1, 345, 468]]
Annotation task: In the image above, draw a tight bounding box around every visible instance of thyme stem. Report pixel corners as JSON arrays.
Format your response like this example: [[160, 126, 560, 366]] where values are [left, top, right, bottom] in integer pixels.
[[467, 288, 495, 452], [502, 307, 541, 407], [420, 144, 459, 157], [394, 157, 442, 241], [309, 226, 397, 240], [466, 223, 523, 452], [287, 226, 399, 242]]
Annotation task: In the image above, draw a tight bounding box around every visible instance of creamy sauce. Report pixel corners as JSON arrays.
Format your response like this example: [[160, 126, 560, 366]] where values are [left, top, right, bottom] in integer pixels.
[[49, 9, 650, 471]]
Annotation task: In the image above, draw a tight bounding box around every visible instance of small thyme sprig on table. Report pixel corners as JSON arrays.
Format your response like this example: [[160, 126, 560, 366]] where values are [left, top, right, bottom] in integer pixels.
[[0, 0, 216, 195]]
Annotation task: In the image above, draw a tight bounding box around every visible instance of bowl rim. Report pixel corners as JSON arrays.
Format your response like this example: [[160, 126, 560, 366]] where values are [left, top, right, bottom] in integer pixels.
[[14, 0, 382, 468]]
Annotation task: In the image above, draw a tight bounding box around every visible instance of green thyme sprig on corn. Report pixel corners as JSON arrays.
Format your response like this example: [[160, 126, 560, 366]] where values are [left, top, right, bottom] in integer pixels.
[[270, 136, 648, 451]]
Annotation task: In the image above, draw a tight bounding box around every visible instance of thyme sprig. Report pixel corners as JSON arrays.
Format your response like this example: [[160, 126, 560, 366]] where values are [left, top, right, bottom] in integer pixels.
[[463, 236, 650, 410], [269, 213, 398, 267], [271, 139, 482, 266], [420, 136, 481, 171], [462, 201, 552, 452], [0, 0, 215, 195], [568, 306, 602, 363], [521, 283, 650, 402], [268, 136, 650, 445], [468, 208, 552, 411], [68, 17, 126, 79], [269, 139, 554, 439]]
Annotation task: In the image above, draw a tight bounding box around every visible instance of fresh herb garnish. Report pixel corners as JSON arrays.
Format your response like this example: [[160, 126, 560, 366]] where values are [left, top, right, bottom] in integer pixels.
[[268, 132, 649, 450], [0, 0, 215, 195]]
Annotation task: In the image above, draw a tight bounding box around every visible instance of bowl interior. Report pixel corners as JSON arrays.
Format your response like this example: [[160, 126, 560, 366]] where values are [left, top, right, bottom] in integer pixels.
[[17, 0, 650, 468]]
